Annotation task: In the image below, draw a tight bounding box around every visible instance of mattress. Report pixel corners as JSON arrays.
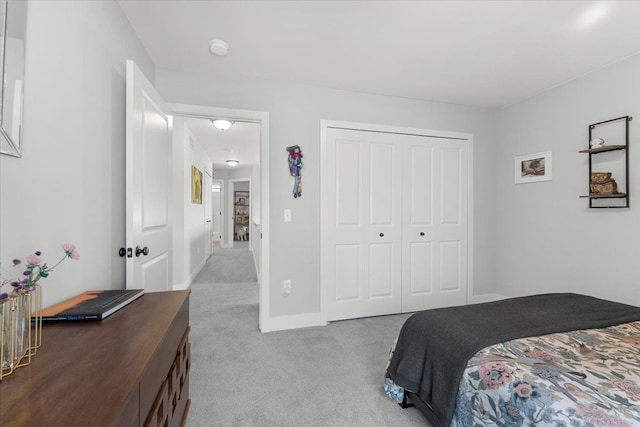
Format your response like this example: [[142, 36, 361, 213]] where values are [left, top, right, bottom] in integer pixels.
[[385, 294, 640, 426], [452, 320, 640, 426]]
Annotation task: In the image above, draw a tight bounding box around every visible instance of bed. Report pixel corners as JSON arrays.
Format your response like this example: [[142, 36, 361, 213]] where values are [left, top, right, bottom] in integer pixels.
[[385, 293, 640, 426]]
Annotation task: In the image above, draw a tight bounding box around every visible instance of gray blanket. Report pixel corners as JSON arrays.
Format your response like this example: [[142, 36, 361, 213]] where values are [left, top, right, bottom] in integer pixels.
[[386, 293, 640, 426]]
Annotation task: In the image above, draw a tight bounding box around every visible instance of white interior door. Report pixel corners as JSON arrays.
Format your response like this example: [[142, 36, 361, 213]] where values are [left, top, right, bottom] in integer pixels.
[[401, 136, 468, 312], [323, 124, 470, 322], [125, 60, 172, 292], [212, 180, 222, 241], [325, 128, 402, 321]]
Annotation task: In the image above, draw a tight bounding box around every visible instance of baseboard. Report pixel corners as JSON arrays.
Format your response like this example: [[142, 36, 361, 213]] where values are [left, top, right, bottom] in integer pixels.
[[172, 282, 189, 291], [252, 252, 260, 276], [469, 293, 506, 304], [260, 312, 325, 333], [172, 258, 206, 291]]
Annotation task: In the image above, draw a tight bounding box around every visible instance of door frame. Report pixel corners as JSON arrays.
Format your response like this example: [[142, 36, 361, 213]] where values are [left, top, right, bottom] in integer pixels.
[[170, 103, 270, 332], [320, 120, 474, 324], [211, 178, 224, 246], [228, 178, 251, 249]]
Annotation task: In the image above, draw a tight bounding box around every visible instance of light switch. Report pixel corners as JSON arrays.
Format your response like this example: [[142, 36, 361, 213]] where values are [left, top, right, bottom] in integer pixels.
[[284, 209, 292, 223]]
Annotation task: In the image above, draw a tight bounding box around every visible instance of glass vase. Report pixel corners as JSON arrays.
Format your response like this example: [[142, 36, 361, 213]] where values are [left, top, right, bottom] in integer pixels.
[[0, 287, 42, 380], [1, 296, 17, 378]]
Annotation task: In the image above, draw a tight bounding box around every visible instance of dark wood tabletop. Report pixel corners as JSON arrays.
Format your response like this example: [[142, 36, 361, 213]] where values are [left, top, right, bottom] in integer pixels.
[[0, 290, 190, 427]]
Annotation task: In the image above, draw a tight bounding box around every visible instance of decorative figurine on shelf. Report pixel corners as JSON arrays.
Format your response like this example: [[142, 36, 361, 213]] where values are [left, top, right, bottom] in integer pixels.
[[286, 144, 303, 198], [590, 138, 605, 148]]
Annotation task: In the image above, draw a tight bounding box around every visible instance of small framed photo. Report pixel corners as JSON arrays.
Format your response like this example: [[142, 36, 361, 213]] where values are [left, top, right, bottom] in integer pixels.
[[514, 151, 552, 184]]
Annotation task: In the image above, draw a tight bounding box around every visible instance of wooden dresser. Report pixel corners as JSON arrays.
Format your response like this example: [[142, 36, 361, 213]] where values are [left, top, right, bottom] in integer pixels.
[[0, 290, 191, 427]]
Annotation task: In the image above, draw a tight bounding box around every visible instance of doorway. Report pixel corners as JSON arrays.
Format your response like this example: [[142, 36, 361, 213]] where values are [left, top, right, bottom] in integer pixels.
[[229, 179, 251, 250], [211, 179, 223, 249], [170, 103, 271, 332]]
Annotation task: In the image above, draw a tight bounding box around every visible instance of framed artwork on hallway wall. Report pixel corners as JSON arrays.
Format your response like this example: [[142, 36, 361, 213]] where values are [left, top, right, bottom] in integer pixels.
[[192, 165, 202, 204]]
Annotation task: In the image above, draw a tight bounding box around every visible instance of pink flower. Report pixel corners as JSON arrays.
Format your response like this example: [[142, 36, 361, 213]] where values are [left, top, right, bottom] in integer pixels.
[[514, 382, 534, 398], [478, 362, 515, 389], [62, 243, 80, 260], [576, 403, 631, 427], [26, 255, 41, 265]]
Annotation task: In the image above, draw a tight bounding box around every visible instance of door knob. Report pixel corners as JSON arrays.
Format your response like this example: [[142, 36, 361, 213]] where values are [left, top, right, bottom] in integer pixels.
[[379, 233, 384, 237], [135, 246, 149, 257], [420, 232, 425, 236]]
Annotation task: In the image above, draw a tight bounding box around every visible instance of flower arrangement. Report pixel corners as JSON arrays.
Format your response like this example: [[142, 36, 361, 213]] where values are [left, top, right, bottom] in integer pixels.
[[0, 244, 80, 302]]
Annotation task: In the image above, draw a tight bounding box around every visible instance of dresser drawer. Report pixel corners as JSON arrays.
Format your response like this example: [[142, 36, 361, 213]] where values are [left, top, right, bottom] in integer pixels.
[[139, 297, 190, 426]]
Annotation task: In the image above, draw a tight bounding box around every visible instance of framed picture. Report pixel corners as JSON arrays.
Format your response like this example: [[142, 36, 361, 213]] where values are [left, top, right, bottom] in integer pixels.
[[191, 165, 202, 204], [514, 151, 552, 184]]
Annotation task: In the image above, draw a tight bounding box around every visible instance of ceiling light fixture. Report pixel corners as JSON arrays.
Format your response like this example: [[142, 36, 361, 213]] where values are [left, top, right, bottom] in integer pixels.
[[226, 160, 239, 167], [577, 3, 612, 29], [212, 119, 234, 131], [209, 39, 229, 56]]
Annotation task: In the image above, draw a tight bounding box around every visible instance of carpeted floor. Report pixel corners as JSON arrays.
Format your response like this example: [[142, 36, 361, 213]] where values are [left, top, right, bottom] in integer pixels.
[[187, 248, 430, 426]]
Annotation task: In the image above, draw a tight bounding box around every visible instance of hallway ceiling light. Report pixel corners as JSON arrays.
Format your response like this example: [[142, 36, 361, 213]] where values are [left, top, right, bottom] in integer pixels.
[[226, 159, 239, 167], [209, 39, 229, 56], [212, 119, 234, 131]]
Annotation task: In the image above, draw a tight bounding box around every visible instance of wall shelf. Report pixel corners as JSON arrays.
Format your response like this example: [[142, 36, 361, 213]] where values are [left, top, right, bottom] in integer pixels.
[[578, 144, 626, 154], [579, 193, 627, 199], [234, 190, 250, 240], [579, 116, 631, 208]]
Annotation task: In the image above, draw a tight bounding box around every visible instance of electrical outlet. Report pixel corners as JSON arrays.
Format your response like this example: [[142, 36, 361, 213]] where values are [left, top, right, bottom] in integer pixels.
[[283, 279, 292, 294], [284, 209, 292, 223]]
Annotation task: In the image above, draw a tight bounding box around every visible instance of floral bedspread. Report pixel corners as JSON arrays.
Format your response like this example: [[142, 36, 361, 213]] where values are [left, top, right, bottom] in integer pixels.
[[452, 320, 640, 426]]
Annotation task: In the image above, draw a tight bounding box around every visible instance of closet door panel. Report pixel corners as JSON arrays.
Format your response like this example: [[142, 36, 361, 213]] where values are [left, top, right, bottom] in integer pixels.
[[334, 244, 360, 301], [369, 243, 394, 298], [409, 242, 432, 295], [409, 145, 433, 225], [335, 141, 361, 226], [440, 147, 462, 225], [402, 137, 468, 313], [370, 142, 395, 225], [326, 128, 401, 321], [440, 241, 462, 291]]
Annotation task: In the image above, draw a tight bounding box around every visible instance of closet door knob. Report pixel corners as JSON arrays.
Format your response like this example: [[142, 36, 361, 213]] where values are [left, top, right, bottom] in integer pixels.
[[379, 233, 384, 237], [420, 232, 425, 236]]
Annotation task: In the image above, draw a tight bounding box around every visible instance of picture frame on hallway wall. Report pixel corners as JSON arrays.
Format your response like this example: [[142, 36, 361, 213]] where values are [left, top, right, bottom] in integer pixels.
[[514, 151, 552, 184], [192, 165, 203, 203]]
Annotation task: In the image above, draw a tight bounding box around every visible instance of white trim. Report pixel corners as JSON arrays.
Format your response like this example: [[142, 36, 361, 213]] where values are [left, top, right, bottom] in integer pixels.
[[228, 178, 252, 249], [169, 103, 270, 333], [172, 282, 189, 291], [320, 120, 474, 323], [172, 256, 206, 291], [260, 312, 325, 333]]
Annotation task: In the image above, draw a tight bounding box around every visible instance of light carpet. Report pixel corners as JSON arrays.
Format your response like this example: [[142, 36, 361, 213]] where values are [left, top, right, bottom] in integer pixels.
[[187, 248, 430, 426]]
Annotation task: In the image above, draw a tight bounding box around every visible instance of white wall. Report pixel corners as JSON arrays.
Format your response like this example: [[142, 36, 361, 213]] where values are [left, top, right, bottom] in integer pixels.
[[172, 118, 213, 288], [0, 1, 155, 308], [495, 53, 640, 305], [156, 70, 499, 318]]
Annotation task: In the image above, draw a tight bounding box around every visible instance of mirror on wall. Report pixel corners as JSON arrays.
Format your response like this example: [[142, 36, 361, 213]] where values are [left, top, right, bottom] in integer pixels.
[[0, 0, 27, 158]]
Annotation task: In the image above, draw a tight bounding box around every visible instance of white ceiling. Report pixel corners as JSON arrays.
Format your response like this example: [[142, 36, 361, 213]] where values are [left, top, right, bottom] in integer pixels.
[[180, 117, 260, 170], [118, 0, 640, 165]]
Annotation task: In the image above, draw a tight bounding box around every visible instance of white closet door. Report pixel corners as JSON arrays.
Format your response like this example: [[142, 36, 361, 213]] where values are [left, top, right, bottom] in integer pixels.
[[326, 128, 402, 321], [401, 137, 468, 312]]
